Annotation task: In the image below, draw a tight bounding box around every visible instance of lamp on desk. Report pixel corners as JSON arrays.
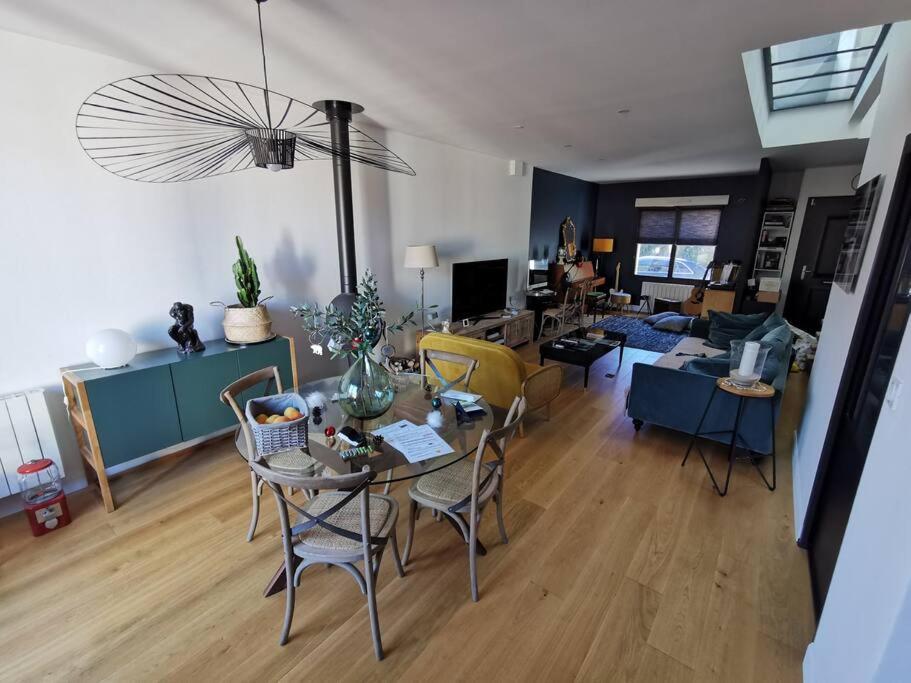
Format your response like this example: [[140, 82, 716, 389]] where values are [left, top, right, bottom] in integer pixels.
[[592, 238, 614, 274], [404, 244, 439, 331]]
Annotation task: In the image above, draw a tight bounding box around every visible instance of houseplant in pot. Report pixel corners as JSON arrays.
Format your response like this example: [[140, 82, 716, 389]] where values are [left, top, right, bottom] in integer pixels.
[[292, 271, 415, 419], [217, 236, 273, 344]]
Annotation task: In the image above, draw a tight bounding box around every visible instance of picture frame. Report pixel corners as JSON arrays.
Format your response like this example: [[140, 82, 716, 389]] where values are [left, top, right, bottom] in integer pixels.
[[835, 175, 882, 294]]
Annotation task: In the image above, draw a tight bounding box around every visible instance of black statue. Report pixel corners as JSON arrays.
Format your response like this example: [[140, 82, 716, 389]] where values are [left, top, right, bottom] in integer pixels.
[[168, 302, 206, 354]]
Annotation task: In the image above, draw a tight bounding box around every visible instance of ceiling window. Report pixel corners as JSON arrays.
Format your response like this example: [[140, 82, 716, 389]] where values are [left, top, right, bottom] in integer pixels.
[[634, 208, 720, 280], [764, 24, 890, 111]]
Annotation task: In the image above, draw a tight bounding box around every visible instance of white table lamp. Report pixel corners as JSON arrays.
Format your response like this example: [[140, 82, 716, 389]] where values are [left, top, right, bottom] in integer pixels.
[[404, 245, 439, 331]]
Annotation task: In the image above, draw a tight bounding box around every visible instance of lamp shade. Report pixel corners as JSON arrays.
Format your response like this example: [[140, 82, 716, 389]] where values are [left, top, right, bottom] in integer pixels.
[[592, 238, 614, 253], [404, 245, 439, 268]]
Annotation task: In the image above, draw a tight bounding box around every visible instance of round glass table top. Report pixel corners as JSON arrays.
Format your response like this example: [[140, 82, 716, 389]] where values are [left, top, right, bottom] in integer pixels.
[[235, 372, 495, 484]]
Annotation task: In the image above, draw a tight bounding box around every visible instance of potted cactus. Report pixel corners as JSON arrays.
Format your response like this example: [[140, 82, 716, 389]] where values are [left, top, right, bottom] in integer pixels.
[[217, 236, 274, 343]]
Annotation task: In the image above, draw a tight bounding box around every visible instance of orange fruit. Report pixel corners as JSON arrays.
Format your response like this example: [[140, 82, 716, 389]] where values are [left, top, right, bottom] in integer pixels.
[[284, 407, 301, 419], [255, 414, 268, 424], [273, 416, 290, 423]]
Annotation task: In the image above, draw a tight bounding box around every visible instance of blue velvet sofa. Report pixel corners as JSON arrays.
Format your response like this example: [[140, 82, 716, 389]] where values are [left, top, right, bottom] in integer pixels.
[[626, 313, 793, 454]]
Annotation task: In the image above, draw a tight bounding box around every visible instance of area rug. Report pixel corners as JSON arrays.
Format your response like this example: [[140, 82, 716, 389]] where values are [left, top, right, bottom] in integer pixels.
[[591, 315, 686, 353]]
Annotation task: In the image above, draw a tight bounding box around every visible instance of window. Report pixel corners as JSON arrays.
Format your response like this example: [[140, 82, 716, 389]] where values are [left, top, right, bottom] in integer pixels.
[[634, 208, 720, 280], [764, 24, 890, 111]]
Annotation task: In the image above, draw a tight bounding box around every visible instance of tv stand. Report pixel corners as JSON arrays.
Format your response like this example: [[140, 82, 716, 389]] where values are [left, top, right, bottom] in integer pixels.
[[453, 310, 533, 348]]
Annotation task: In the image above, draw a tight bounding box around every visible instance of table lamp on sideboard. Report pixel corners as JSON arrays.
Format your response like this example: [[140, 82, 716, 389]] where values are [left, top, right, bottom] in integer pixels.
[[404, 244, 439, 331]]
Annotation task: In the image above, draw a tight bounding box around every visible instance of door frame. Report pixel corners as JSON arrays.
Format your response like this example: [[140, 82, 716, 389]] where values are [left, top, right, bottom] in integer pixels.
[[783, 194, 854, 329], [799, 135, 911, 615]]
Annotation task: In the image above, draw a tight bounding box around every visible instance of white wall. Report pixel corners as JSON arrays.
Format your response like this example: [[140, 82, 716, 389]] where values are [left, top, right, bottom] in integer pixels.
[[777, 165, 861, 324], [799, 21, 911, 683], [0, 30, 532, 511]]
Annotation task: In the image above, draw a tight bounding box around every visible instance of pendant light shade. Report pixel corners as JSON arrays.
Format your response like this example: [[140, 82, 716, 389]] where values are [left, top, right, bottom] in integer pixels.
[[74, 1, 415, 182], [246, 128, 297, 171]]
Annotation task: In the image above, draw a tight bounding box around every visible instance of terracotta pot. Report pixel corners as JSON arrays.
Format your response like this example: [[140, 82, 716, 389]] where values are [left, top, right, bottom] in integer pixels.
[[223, 304, 273, 343]]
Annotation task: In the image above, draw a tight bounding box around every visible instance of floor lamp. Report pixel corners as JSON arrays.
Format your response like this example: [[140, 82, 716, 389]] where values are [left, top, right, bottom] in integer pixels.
[[404, 245, 439, 331], [592, 238, 614, 276]]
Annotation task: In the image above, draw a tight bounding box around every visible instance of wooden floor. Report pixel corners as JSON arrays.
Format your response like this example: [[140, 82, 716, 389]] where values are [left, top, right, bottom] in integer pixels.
[[0, 337, 814, 681]]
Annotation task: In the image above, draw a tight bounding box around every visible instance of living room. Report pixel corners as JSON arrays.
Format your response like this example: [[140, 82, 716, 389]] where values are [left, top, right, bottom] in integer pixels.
[[2, 2, 910, 681]]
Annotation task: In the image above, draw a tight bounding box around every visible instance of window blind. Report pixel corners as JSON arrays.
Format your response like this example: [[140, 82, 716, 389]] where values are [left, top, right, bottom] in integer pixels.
[[638, 210, 676, 243], [677, 208, 721, 245]]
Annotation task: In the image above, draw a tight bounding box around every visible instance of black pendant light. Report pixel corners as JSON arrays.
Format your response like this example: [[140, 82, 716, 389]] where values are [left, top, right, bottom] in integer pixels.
[[75, 0, 414, 182]]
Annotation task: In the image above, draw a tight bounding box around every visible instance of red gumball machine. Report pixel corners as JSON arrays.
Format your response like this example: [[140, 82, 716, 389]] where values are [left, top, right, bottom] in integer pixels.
[[17, 459, 71, 537]]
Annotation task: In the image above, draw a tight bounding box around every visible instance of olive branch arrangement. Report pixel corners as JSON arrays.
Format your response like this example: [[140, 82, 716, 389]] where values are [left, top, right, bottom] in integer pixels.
[[291, 270, 416, 359]]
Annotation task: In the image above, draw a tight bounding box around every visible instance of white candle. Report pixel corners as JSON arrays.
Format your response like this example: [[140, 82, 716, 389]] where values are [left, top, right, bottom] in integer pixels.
[[738, 341, 760, 378]]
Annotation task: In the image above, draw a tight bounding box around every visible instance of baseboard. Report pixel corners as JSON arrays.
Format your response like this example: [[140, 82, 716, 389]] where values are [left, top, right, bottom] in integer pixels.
[[792, 429, 806, 543], [803, 641, 817, 683]]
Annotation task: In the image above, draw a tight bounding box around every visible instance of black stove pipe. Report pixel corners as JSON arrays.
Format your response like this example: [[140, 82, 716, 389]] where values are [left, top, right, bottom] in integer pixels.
[[314, 99, 364, 307]]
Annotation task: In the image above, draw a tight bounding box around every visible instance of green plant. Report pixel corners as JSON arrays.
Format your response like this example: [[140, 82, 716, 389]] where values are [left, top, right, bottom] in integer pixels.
[[292, 270, 416, 359], [233, 236, 262, 307]]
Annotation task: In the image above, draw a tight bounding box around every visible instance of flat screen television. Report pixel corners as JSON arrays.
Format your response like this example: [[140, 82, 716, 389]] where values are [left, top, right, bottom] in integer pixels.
[[451, 258, 508, 321], [527, 259, 549, 290]]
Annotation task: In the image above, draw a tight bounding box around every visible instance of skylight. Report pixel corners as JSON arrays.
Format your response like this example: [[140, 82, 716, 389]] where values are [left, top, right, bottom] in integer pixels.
[[764, 24, 890, 111]]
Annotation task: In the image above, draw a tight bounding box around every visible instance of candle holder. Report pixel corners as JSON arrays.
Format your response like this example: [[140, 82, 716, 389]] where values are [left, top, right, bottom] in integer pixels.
[[729, 340, 771, 388]]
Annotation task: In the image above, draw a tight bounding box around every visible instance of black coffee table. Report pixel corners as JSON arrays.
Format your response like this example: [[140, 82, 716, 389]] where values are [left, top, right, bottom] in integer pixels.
[[539, 327, 626, 388]]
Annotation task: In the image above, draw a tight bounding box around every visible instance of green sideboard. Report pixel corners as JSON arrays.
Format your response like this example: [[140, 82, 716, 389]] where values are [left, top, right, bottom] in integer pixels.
[[61, 336, 297, 512]]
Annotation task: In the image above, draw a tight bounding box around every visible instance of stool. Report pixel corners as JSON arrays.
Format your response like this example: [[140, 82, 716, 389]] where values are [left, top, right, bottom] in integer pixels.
[[585, 291, 607, 321], [681, 377, 776, 497], [609, 291, 632, 314]]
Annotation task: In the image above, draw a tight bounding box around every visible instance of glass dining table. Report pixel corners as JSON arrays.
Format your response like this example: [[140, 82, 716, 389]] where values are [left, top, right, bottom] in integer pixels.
[[235, 372, 495, 482], [235, 372, 498, 597]]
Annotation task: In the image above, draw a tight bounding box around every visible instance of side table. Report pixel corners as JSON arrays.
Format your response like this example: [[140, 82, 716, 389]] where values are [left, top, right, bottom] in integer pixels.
[[681, 377, 776, 497]]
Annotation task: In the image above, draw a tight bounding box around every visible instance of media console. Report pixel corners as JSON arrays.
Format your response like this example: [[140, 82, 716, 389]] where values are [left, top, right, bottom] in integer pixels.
[[451, 309, 534, 348]]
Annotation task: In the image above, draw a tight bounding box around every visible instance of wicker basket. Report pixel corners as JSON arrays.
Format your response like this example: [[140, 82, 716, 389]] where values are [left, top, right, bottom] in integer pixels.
[[223, 303, 273, 343], [245, 393, 309, 456]]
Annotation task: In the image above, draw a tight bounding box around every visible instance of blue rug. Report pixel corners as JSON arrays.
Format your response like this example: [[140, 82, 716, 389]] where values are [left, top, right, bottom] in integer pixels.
[[592, 315, 686, 353]]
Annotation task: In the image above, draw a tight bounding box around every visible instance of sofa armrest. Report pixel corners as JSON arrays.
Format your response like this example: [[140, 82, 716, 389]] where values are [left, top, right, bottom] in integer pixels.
[[522, 364, 563, 411], [690, 317, 710, 339]]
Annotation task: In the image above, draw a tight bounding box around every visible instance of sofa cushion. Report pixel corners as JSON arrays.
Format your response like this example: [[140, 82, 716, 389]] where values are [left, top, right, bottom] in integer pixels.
[[653, 336, 727, 370], [744, 312, 787, 342], [653, 315, 694, 332], [682, 356, 729, 378], [705, 311, 768, 350], [644, 311, 678, 326]]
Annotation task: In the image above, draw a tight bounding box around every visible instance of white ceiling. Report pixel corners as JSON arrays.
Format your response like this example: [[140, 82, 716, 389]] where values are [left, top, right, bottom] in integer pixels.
[[2, 0, 909, 182]]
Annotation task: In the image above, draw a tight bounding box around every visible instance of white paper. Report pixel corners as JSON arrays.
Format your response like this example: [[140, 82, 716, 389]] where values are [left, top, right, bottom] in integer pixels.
[[441, 389, 482, 403], [371, 419, 455, 463]]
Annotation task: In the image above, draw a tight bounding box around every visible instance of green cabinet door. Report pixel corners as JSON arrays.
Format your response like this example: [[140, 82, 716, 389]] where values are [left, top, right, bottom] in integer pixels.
[[171, 352, 240, 441], [237, 337, 294, 405], [84, 365, 182, 468]]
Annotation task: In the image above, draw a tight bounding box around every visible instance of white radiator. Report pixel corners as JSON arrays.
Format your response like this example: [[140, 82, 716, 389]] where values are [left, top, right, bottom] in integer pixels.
[[0, 390, 64, 498], [640, 281, 694, 304]]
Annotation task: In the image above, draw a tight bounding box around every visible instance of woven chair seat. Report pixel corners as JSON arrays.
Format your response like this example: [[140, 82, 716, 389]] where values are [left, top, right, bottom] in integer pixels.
[[265, 448, 322, 475], [412, 460, 498, 506], [294, 492, 393, 552]]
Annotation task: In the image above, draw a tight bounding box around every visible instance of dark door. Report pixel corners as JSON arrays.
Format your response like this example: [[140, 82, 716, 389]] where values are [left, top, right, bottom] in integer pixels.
[[803, 144, 911, 620], [785, 196, 855, 333]]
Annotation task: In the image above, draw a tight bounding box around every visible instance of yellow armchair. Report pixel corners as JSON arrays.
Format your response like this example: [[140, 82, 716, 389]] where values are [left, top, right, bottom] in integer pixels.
[[418, 333, 562, 433]]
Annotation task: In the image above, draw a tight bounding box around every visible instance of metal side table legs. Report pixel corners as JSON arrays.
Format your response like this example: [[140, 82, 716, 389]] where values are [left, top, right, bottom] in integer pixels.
[[682, 379, 777, 497]]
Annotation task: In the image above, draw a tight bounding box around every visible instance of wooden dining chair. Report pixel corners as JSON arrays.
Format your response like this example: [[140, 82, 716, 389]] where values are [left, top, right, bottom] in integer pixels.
[[220, 366, 322, 542], [420, 348, 478, 393], [250, 459, 405, 659], [538, 285, 582, 339], [402, 396, 526, 602]]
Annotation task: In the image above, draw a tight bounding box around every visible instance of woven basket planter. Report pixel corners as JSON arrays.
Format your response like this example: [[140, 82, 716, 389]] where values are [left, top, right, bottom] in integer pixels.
[[223, 303, 273, 343], [245, 393, 309, 456]]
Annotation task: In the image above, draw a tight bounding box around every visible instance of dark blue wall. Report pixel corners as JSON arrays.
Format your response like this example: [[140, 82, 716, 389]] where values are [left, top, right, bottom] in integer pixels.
[[528, 168, 598, 263], [594, 160, 771, 305]]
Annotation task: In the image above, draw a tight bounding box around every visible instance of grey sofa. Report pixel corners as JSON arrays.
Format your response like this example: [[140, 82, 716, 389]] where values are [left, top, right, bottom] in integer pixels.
[[626, 314, 793, 454]]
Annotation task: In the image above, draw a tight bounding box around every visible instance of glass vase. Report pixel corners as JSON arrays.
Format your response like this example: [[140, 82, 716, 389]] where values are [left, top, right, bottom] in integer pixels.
[[338, 353, 395, 419], [729, 340, 771, 387]]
